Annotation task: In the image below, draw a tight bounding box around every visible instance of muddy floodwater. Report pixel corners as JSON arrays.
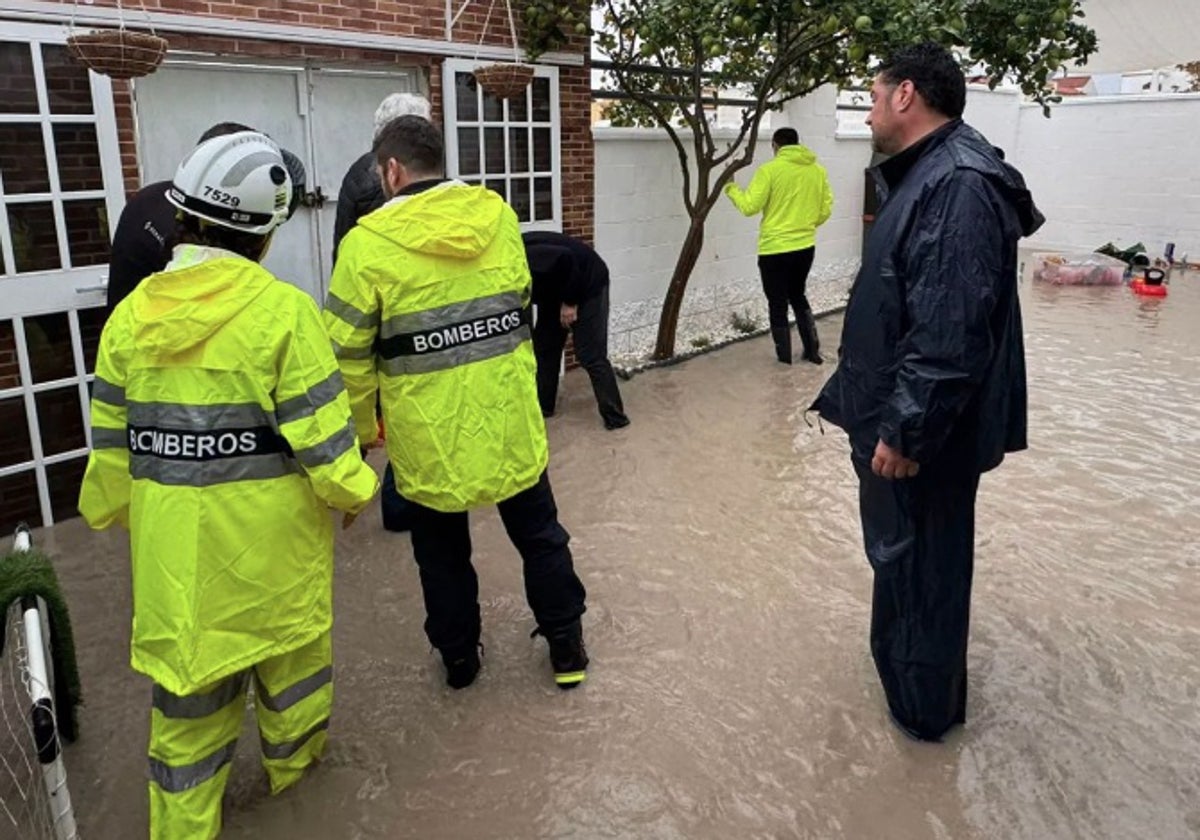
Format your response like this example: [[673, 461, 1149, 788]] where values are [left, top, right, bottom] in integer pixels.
[[24, 266, 1200, 839]]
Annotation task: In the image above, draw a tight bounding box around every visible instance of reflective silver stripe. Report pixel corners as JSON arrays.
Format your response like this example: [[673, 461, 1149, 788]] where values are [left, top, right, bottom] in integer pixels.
[[153, 673, 247, 720], [148, 740, 237, 793], [222, 151, 281, 187], [93, 376, 126, 406], [261, 718, 329, 761], [255, 665, 332, 714], [127, 401, 275, 430], [131, 453, 301, 486], [332, 341, 374, 361], [92, 427, 128, 450], [293, 422, 357, 468], [275, 371, 346, 425], [325, 292, 379, 331], [380, 291, 525, 339], [379, 326, 530, 376]]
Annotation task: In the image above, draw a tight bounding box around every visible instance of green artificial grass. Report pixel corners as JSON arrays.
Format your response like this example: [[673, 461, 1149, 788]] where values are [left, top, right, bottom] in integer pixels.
[[0, 546, 82, 742]]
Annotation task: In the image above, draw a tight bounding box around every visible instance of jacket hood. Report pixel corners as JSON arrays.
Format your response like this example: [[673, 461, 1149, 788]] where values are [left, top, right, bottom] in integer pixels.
[[359, 182, 505, 259], [948, 124, 1045, 237], [130, 251, 272, 355], [778, 145, 818, 166]]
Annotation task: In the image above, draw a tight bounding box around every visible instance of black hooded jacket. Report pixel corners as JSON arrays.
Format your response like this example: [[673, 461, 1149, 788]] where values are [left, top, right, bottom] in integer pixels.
[[522, 231, 609, 308], [333, 151, 384, 263], [813, 120, 1044, 473]]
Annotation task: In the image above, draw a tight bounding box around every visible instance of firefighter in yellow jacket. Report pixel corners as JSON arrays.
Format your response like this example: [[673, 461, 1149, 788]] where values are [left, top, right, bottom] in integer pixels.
[[78, 131, 379, 839], [725, 127, 833, 365], [325, 115, 588, 691]]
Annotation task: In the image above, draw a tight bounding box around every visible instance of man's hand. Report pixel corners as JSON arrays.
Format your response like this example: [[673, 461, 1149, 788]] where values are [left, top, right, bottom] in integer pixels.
[[560, 304, 578, 329], [342, 511, 359, 530], [871, 439, 920, 480]]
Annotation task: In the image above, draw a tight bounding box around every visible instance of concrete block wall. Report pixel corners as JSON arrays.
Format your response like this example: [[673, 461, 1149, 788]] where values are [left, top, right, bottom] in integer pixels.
[[1012, 94, 1200, 258]]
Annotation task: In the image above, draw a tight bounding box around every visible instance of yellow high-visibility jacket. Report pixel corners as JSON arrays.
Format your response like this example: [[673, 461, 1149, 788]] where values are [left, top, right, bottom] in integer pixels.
[[724, 145, 834, 255], [325, 181, 547, 513], [79, 246, 379, 696]]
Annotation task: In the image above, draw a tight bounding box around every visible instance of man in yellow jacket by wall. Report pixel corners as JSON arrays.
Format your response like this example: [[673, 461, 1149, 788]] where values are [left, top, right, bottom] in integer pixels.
[[325, 115, 588, 691], [725, 127, 834, 365], [79, 131, 379, 839]]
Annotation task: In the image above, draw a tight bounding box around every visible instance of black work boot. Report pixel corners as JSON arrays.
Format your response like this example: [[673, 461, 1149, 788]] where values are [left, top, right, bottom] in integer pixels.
[[797, 310, 823, 365], [441, 643, 482, 690], [770, 327, 793, 364], [533, 621, 588, 689]]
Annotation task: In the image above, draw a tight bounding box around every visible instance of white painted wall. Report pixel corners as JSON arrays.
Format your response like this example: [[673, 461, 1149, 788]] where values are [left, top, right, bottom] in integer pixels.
[[596, 84, 1200, 360], [961, 87, 1021, 160], [1012, 94, 1200, 257]]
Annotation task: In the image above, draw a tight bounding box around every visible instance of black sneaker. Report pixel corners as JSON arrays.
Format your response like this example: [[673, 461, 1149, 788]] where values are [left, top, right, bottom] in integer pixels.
[[532, 622, 588, 689], [441, 644, 482, 690]]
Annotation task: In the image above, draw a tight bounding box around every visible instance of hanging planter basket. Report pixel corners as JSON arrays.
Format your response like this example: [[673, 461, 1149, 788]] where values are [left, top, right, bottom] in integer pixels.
[[472, 62, 535, 99], [66, 28, 168, 80]]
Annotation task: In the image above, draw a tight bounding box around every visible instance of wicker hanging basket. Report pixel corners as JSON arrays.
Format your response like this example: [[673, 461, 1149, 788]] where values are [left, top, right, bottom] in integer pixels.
[[472, 62, 535, 100], [66, 28, 168, 80]]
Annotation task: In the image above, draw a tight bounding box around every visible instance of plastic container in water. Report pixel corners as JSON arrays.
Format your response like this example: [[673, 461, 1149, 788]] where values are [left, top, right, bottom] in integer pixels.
[[1032, 252, 1126, 286], [1132, 267, 1169, 297]]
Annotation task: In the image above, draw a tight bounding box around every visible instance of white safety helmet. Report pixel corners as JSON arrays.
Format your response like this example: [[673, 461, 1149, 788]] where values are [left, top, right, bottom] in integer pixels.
[[167, 131, 292, 236]]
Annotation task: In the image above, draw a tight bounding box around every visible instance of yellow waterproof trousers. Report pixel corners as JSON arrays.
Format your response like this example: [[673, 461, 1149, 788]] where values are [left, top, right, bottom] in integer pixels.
[[147, 633, 332, 839]]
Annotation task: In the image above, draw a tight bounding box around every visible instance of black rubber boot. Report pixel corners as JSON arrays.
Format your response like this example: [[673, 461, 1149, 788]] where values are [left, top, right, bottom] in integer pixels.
[[770, 327, 792, 364], [797, 310, 823, 365]]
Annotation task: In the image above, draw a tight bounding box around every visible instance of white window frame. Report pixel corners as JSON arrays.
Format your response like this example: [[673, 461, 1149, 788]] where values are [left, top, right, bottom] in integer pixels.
[[0, 22, 124, 309], [442, 58, 562, 232], [0, 22, 124, 527]]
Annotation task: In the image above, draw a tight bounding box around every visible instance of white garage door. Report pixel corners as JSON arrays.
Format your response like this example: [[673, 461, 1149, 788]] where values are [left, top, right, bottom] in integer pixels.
[[134, 58, 420, 303]]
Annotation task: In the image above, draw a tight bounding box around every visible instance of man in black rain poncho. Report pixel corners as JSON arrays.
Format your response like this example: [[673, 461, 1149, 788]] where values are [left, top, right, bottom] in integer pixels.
[[812, 42, 1043, 741]]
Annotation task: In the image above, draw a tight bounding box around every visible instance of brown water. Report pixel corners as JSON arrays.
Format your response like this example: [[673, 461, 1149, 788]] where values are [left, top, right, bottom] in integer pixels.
[[22, 268, 1200, 839]]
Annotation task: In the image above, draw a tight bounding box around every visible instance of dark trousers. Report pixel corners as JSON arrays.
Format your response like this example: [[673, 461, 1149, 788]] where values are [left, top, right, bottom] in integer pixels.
[[533, 287, 628, 428], [758, 248, 819, 363], [408, 471, 587, 654], [853, 458, 982, 740], [380, 462, 414, 532]]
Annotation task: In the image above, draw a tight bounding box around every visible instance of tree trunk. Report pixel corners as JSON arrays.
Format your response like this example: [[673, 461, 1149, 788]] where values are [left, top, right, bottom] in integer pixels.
[[652, 216, 707, 360]]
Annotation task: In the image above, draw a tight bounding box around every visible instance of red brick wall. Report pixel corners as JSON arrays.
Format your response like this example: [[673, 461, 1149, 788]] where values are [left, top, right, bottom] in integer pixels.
[[74, 0, 594, 244]]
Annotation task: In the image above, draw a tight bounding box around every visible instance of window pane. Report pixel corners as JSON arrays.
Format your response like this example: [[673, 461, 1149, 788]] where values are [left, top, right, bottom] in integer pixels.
[[482, 89, 503, 122], [0, 321, 19, 387], [36, 387, 87, 456], [455, 72, 478, 121], [63, 199, 111, 268], [8, 203, 61, 273], [456, 127, 480, 175], [0, 42, 39, 113], [508, 128, 529, 173], [42, 45, 93, 115], [0, 470, 39, 534], [0, 123, 49, 193], [484, 127, 506, 174], [485, 179, 507, 201], [53, 123, 103, 191], [534, 177, 553, 221], [510, 178, 531, 223], [509, 89, 528, 122], [79, 308, 105, 374], [47, 457, 87, 523], [532, 77, 551, 122], [533, 127, 551, 172], [1, 397, 33, 467], [25, 312, 75, 383]]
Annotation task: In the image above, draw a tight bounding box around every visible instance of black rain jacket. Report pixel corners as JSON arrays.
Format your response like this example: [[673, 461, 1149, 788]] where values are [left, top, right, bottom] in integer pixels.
[[813, 120, 1044, 473]]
